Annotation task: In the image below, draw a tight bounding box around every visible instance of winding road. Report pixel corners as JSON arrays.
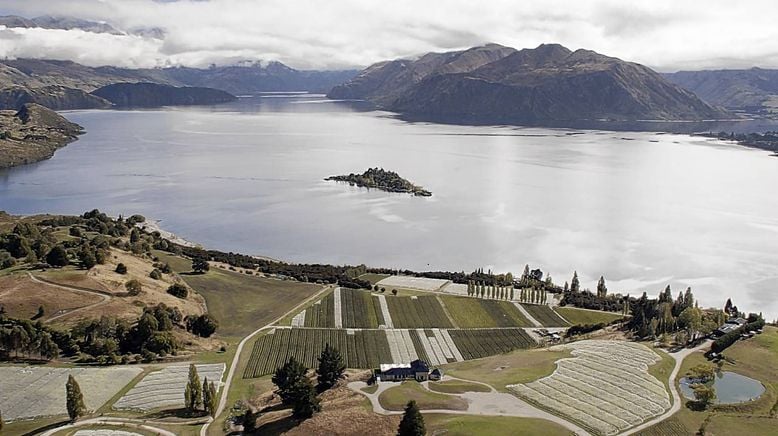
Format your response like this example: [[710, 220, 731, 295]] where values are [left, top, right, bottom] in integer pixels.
[[27, 272, 114, 323]]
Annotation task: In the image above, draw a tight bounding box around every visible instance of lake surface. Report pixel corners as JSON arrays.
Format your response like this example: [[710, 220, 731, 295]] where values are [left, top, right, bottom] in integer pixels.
[[680, 371, 765, 404], [1, 95, 777, 318]]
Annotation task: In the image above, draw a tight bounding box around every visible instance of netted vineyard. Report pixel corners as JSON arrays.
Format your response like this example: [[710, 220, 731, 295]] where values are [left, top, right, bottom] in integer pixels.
[[385, 295, 454, 328], [243, 328, 393, 377], [520, 304, 570, 326], [448, 328, 536, 359]]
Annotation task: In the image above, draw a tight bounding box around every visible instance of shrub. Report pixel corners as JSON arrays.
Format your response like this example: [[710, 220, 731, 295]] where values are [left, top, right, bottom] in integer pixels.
[[566, 323, 606, 337], [125, 279, 142, 296], [149, 268, 162, 280], [167, 283, 189, 299], [187, 314, 219, 337], [115, 263, 128, 274]]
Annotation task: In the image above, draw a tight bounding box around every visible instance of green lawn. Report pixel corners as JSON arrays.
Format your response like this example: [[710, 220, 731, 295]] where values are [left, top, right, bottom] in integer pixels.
[[441, 295, 532, 327], [554, 307, 624, 325], [424, 414, 574, 436], [427, 379, 490, 394], [155, 251, 322, 338], [378, 381, 468, 411], [443, 348, 570, 392], [647, 347, 676, 400]]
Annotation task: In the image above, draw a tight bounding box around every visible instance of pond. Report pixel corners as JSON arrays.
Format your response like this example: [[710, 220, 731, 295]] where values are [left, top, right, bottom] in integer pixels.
[[680, 371, 765, 404]]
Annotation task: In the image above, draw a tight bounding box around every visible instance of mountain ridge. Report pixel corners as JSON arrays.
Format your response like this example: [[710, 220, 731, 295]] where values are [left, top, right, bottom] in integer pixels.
[[329, 43, 730, 124]]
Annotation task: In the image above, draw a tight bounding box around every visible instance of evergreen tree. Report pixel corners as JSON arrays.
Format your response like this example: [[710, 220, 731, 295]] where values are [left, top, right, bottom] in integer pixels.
[[683, 287, 695, 310], [38, 331, 60, 360], [563, 281, 569, 293], [724, 298, 733, 314], [317, 343, 346, 391], [570, 271, 580, 293], [185, 363, 202, 411], [509, 287, 514, 300], [66, 374, 86, 421], [273, 357, 308, 405], [397, 400, 425, 436], [291, 376, 321, 419], [192, 257, 210, 273], [203, 377, 218, 417]]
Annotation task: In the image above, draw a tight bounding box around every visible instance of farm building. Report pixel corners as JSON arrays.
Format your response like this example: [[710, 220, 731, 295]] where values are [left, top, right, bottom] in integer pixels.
[[714, 317, 747, 337], [377, 359, 441, 382]]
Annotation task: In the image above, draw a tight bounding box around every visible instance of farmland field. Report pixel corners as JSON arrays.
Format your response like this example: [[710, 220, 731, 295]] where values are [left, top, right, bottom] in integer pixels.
[[442, 296, 532, 328], [448, 328, 536, 360], [555, 307, 624, 325], [243, 328, 393, 377], [243, 327, 536, 377], [520, 304, 569, 327], [0, 366, 142, 421], [385, 295, 454, 328], [113, 363, 226, 411], [509, 340, 670, 436]]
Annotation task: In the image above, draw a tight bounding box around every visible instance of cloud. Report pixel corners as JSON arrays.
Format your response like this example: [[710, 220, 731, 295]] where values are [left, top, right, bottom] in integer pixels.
[[0, 0, 777, 71]]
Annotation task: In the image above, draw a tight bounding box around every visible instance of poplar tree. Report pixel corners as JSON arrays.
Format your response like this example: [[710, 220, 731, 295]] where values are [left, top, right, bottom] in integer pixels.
[[597, 276, 608, 298], [66, 374, 86, 421], [185, 363, 202, 411], [571, 271, 580, 293], [398, 400, 426, 436], [203, 377, 217, 417], [510, 287, 514, 300]]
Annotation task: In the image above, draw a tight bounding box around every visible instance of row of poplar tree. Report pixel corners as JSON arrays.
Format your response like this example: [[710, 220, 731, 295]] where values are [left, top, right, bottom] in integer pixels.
[[466, 280, 548, 304]]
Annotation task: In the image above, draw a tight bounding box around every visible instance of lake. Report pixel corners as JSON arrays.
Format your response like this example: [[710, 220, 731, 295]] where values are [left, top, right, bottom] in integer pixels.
[[1, 95, 777, 318]]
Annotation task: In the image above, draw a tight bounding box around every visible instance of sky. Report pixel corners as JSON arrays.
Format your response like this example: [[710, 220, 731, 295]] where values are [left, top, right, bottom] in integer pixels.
[[0, 0, 777, 72]]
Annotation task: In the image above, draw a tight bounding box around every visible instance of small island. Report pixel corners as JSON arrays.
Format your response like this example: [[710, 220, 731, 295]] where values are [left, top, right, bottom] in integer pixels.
[[325, 167, 432, 196]]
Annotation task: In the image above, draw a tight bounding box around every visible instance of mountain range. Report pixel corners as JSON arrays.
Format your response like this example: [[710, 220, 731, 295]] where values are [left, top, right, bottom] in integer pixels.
[[0, 58, 358, 110], [665, 68, 778, 114], [329, 43, 730, 124]]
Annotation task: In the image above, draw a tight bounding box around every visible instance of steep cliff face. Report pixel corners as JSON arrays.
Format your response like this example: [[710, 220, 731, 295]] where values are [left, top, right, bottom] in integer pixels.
[[91, 82, 237, 107], [0, 86, 112, 110], [0, 103, 83, 169], [329, 43, 730, 123]]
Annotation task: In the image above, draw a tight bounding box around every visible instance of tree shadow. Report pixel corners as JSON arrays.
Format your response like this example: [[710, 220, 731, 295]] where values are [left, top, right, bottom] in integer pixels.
[[144, 408, 209, 420], [250, 414, 302, 435]]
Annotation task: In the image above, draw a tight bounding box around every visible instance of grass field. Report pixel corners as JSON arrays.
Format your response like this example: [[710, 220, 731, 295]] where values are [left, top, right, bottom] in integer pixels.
[[156, 251, 321, 338], [444, 348, 570, 392], [424, 414, 575, 436], [441, 296, 532, 328], [427, 379, 491, 394], [378, 381, 468, 411], [520, 304, 569, 326], [555, 307, 624, 325]]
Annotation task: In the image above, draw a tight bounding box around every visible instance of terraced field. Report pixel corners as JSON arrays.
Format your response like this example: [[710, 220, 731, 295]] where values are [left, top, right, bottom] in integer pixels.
[[114, 363, 225, 411], [442, 296, 532, 327], [508, 340, 670, 436], [0, 366, 142, 421], [520, 304, 570, 326], [244, 327, 537, 377]]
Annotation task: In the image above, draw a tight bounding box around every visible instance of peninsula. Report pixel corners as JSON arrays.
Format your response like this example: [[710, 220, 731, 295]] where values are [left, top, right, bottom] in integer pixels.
[[0, 103, 83, 169], [326, 167, 432, 196]]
